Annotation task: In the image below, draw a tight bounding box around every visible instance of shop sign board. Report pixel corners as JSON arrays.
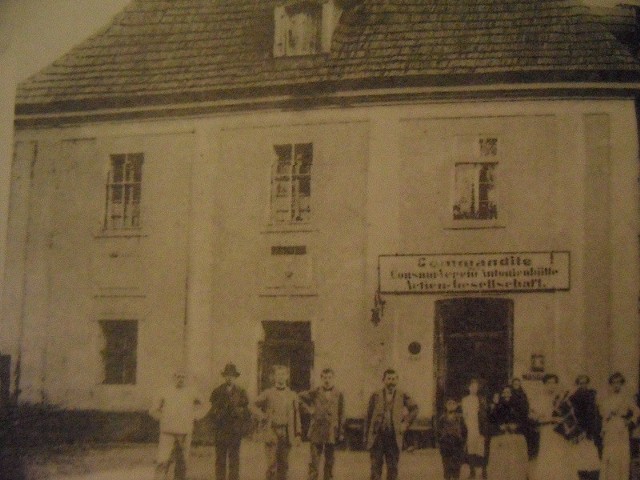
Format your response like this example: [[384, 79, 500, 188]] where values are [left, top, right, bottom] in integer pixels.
[[379, 251, 570, 294]]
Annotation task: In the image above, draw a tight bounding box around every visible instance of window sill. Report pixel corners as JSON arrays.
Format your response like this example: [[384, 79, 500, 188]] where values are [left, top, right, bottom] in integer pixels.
[[259, 287, 318, 297], [93, 229, 149, 239], [261, 223, 318, 234], [443, 219, 506, 230], [96, 383, 138, 387]]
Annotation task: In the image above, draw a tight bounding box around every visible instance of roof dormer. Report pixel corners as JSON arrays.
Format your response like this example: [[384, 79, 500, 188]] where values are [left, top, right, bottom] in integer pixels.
[[273, 0, 343, 57]]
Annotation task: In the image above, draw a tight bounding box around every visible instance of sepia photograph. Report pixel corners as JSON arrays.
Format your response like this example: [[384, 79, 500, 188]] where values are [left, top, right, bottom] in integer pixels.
[[1, 0, 640, 479]]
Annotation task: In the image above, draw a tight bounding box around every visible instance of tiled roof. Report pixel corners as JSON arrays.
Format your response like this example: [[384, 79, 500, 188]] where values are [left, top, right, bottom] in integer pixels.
[[15, 0, 640, 115]]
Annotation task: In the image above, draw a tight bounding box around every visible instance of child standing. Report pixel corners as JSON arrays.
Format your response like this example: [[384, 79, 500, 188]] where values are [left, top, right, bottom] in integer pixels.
[[438, 398, 467, 480]]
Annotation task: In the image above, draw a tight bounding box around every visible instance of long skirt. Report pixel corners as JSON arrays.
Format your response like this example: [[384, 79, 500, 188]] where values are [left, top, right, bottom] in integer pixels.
[[572, 437, 600, 473], [486, 433, 528, 480], [601, 426, 630, 480], [530, 425, 573, 480]]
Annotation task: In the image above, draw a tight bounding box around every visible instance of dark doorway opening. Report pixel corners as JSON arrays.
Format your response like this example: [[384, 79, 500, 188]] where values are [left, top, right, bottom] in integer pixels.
[[0, 355, 10, 408], [434, 298, 513, 418], [258, 321, 314, 437]]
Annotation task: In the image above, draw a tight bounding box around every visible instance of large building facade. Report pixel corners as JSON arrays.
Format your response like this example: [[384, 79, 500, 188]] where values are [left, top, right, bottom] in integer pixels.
[[2, 0, 640, 426]]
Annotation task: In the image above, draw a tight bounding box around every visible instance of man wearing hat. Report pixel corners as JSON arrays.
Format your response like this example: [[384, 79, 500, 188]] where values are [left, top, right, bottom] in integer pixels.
[[209, 363, 250, 480]]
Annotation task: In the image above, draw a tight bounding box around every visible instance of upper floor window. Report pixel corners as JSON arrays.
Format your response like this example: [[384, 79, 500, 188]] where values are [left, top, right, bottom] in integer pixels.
[[452, 137, 499, 221], [104, 153, 143, 230], [271, 143, 312, 223], [100, 320, 138, 385], [274, 1, 322, 56]]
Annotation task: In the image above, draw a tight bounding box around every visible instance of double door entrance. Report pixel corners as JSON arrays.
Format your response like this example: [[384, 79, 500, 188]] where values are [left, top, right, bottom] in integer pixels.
[[434, 298, 513, 416]]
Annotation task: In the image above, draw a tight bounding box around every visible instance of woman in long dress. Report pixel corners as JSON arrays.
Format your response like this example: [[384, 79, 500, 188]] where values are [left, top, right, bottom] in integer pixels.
[[486, 385, 529, 480], [599, 372, 640, 480], [461, 378, 488, 479], [529, 373, 573, 480]]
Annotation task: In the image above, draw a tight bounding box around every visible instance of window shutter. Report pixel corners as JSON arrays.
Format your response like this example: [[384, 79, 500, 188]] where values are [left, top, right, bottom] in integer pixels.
[[274, 5, 287, 57]]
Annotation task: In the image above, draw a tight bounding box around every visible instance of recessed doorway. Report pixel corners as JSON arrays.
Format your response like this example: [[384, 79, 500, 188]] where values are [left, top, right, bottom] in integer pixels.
[[434, 298, 513, 417]]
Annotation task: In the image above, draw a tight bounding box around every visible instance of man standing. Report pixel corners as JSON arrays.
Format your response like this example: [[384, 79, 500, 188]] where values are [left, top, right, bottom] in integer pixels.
[[149, 370, 205, 480], [209, 363, 250, 480], [364, 369, 418, 480], [255, 365, 302, 480], [299, 368, 345, 480]]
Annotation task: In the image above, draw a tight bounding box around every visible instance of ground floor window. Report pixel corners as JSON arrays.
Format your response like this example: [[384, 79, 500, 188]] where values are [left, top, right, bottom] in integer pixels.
[[99, 320, 138, 385]]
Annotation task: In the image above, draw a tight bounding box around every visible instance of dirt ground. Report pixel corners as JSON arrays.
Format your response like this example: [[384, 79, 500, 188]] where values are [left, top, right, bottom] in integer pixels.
[[24, 441, 454, 480]]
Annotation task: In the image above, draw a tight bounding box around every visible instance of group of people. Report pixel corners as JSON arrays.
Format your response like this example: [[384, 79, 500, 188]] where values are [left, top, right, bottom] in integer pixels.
[[149, 363, 640, 480], [437, 372, 640, 480], [149, 363, 348, 480], [150, 365, 422, 480]]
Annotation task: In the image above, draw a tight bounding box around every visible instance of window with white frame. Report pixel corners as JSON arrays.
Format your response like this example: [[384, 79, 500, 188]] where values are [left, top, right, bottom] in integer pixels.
[[99, 320, 138, 385], [452, 137, 499, 221], [271, 143, 312, 223], [274, 2, 322, 56], [104, 153, 143, 230]]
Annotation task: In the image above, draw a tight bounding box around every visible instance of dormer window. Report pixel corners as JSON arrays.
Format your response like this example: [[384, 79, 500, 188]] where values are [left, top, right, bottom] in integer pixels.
[[274, 1, 342, 57]]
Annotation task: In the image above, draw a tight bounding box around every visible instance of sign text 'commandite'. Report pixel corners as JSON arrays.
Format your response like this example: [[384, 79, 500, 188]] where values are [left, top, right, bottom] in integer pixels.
[[379, 252, 570, 294]]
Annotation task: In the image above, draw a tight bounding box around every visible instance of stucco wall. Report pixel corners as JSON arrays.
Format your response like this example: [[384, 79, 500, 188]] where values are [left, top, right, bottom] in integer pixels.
[[3, 97, 638, 420]]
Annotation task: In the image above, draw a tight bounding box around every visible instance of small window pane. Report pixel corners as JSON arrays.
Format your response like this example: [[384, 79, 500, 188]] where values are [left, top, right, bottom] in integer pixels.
[[453, 163, 498, 220], [271, 143, 312, 224], [104, 153, 144, 230], [111, 155, 125, 183]]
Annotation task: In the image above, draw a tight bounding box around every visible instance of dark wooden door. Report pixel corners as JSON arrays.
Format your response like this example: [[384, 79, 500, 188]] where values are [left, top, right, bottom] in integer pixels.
[[0, 354, 10, 409], [258, 321, 314, 438], [434, 298, 513, 417]]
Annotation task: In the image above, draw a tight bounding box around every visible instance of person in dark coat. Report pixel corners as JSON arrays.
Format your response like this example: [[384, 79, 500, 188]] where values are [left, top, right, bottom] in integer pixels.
[[298, 368, 345, 480], [209, 363, 250, 480], [438, 398, 467, 480], [486, 385, 529, 480], [509, 377, 533, 457], [364, 369, 418, 480], [569, 374, 601, 480]]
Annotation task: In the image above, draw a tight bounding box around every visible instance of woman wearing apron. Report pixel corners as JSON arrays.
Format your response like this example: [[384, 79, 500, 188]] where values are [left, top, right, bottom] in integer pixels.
[[529, 373, 573, 480], [461, 378, 489, 479], [599, 372, 640, 480]]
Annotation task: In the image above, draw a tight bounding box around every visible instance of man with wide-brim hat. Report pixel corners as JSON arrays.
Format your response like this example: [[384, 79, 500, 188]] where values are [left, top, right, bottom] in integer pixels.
[[209, 363, 250, 480]]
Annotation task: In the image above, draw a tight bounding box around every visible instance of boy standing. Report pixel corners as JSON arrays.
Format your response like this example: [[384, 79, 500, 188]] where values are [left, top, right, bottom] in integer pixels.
[[299, 368, 345, 480], [438, 398, 467, 480], [255, 365, 301, 480]]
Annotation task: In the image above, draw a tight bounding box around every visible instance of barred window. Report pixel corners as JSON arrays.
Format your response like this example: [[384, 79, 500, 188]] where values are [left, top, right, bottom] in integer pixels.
[[271, 143, 312, 223], [100, 320, 138, 385], [104, 153, 143, 230]]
